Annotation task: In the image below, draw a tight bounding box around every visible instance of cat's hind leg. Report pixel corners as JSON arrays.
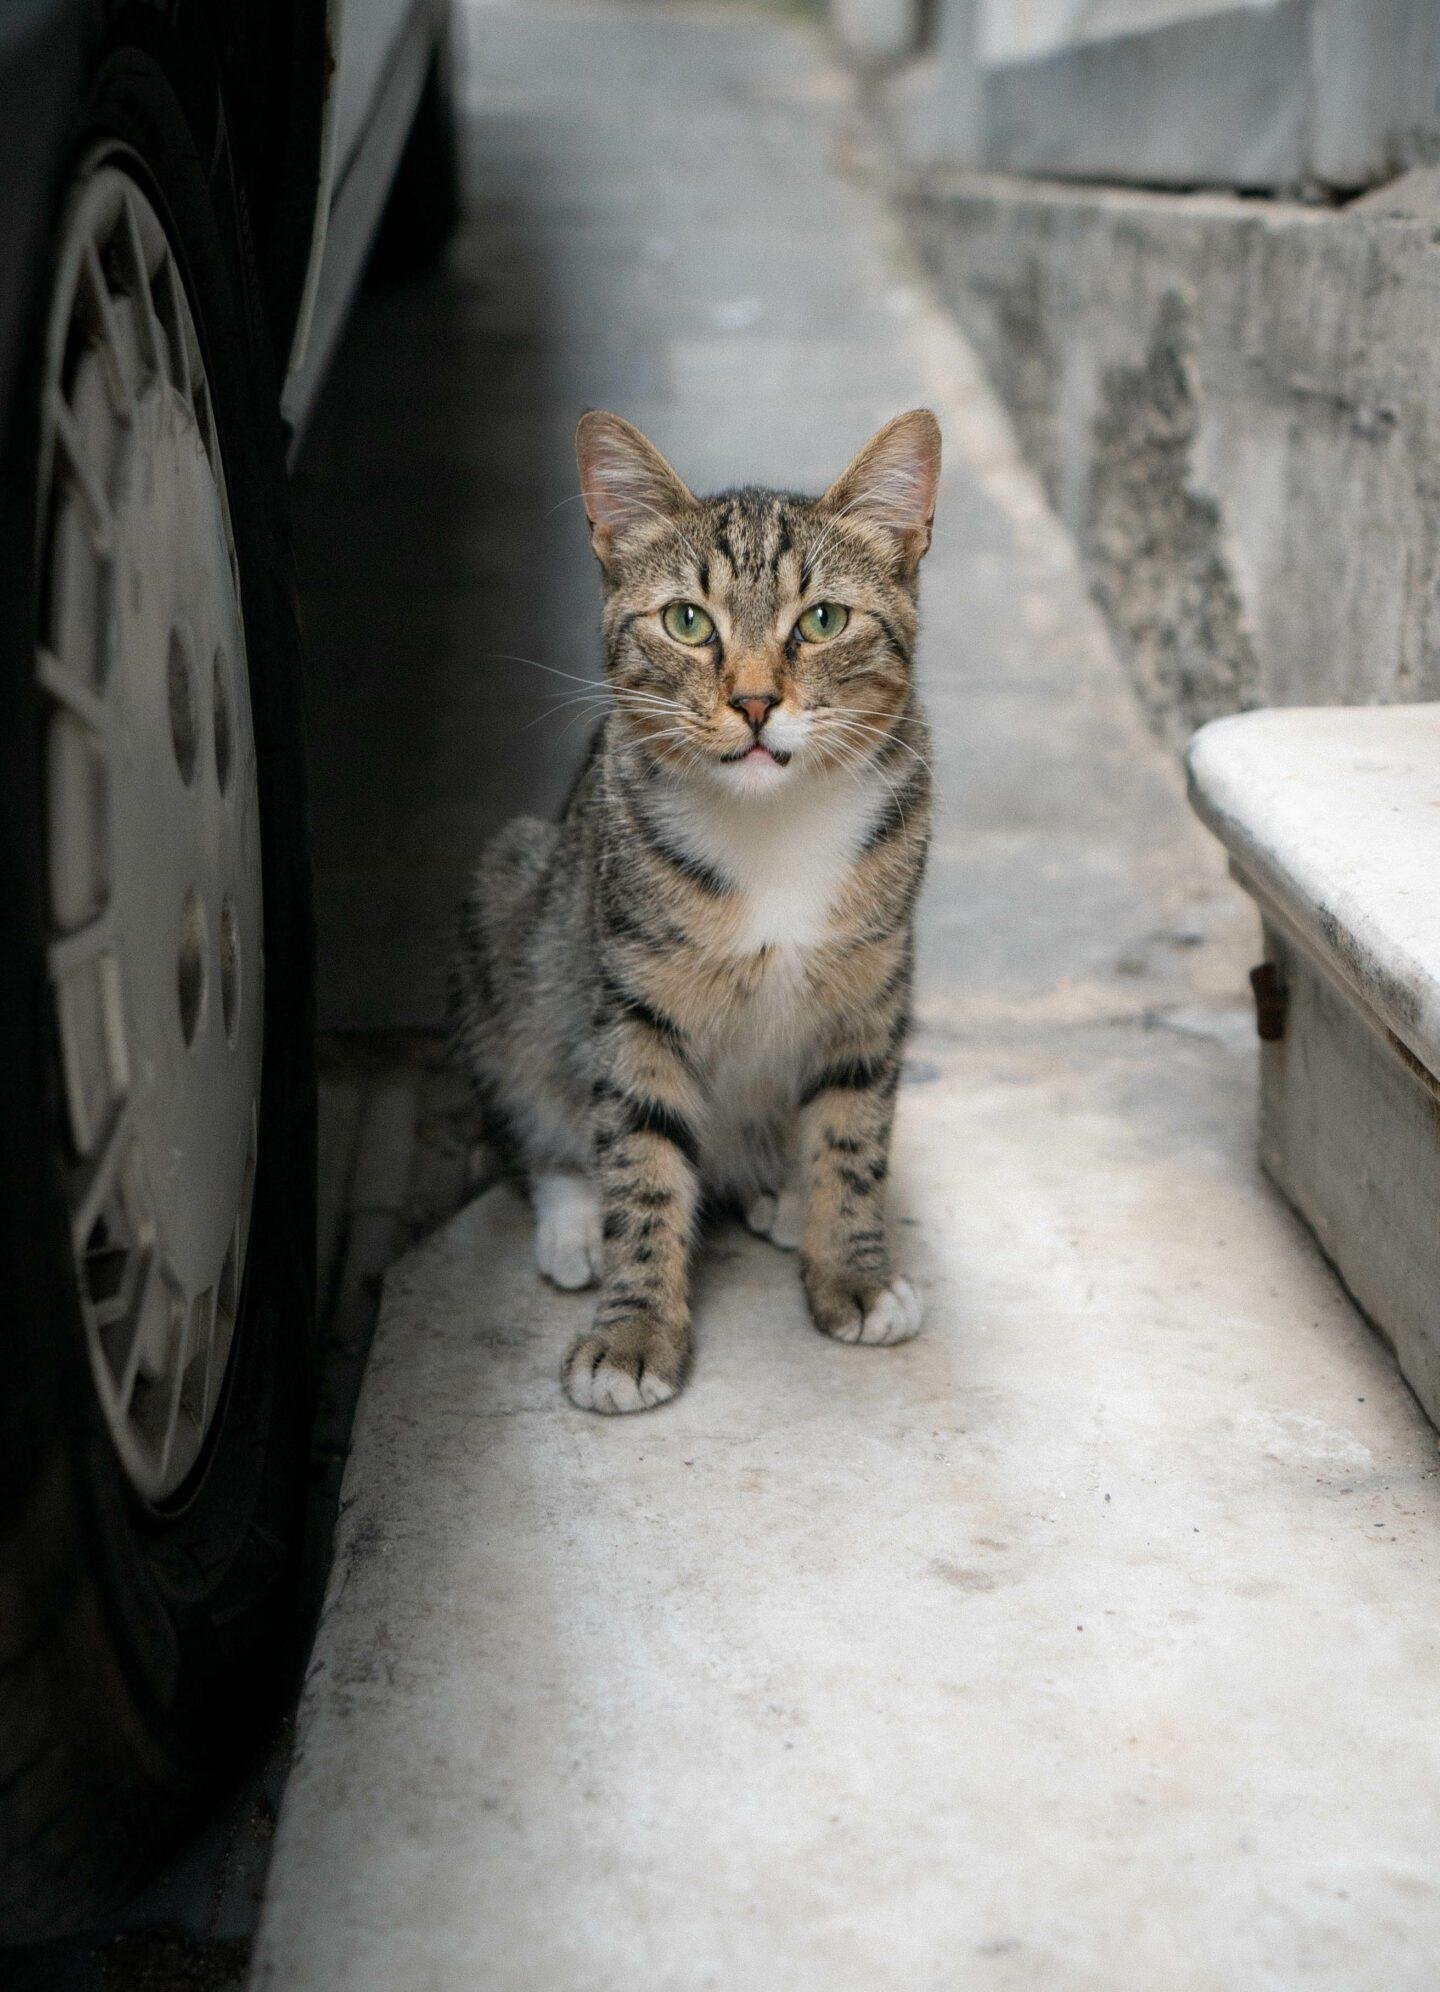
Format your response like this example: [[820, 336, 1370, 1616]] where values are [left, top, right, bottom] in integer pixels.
[[718, 1112, 803, 1249], [532, 1171, 603, 1291], [744, 1185, 805, 1251]]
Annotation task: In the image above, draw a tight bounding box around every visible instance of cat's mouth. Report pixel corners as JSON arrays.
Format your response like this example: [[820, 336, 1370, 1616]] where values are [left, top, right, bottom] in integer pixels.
[[719, 742, 792, 768]]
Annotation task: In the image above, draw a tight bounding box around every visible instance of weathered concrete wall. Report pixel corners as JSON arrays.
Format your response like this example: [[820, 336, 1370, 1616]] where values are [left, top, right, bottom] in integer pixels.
[[978, 0, 1255, 66], [886, 0, 1440, 192], [984, 1, 1311, 188], [909, 172, 1440, 740]]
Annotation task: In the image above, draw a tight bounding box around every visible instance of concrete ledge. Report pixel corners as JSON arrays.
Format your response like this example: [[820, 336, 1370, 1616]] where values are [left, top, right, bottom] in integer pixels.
[[1255, 919, 1440, 1429], [1187, 704, 1440, 1080], [1187, 703, 1440, 1426]]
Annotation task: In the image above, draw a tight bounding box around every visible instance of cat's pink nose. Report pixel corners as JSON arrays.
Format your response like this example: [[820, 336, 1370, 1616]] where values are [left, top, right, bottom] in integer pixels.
[[731, 692, 778, 731]]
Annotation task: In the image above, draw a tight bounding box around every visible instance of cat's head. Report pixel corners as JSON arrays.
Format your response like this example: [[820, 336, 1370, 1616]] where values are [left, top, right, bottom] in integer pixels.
[[575, 410, 940, 794]]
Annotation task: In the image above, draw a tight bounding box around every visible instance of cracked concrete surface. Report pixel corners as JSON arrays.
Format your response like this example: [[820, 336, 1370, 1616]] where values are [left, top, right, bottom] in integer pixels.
[[252, 4, 1440, 1986]]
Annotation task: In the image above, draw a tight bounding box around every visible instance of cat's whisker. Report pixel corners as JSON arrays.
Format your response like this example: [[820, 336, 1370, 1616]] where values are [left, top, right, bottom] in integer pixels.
[[482, 653, 609, 693], [557, 709, 612, 747], [541, 693, 613, 714], [824, 700, 915, 721], [821, 728, 883, 767], [478, 654, 706, 730], [817, 712, 934, 779], [612, 689, 693, 716], [820, 721, 924, 780], [817, 738, 884, 806], [517, 676, 695, 735], [824, 717, 927, 765], [818, 722, 922, 822], [520, 703, 609, 735], [544, 491, 594, 519], [822, 745, 907, 829], [641, 729, 703, 759]]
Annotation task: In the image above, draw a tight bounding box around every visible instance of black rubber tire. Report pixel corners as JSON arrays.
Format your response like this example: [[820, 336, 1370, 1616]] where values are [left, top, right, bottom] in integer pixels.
[[0, 19, 315, 1945], [367, 23, 462, 282]]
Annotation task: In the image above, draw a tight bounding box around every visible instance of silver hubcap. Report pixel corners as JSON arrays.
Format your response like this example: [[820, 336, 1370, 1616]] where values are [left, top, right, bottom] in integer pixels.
[[37, 159, 264, 1502]]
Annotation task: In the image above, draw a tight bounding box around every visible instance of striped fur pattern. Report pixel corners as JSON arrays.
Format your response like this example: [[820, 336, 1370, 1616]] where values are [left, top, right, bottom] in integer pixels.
[[449, 410, 940, 1412]]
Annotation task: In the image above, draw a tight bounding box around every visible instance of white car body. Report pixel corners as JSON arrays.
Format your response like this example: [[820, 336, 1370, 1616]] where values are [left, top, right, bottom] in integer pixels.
[[282, 0, 441, 447]]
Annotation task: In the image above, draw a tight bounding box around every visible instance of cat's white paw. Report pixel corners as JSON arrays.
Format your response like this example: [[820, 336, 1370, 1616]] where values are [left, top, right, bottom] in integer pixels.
[[533, 1172, 602, 1291], [831, 1277, 924, 1346], [563, 1328, 687, 1414], [745, 1187, 805, 1251]]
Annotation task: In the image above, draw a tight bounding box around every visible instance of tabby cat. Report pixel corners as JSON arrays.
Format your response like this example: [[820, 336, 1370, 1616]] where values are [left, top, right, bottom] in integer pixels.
[[449, 408, 940, 1413]]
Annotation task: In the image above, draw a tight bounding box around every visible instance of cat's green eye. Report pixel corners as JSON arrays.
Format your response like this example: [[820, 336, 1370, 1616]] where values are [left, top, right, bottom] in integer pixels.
[[662, 601, 715, 646], [795, 601, 850, 644]]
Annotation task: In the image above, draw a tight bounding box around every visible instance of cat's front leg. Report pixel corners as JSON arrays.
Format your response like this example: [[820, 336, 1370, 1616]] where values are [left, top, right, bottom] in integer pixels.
[[562, 1006, 702, 1413], [796, 1029, 922, 1347]]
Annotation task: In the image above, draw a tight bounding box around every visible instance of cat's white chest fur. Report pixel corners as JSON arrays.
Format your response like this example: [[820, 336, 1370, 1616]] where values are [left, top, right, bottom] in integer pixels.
[[652, 765, 885, 955], [654, 766, 883, 1195]]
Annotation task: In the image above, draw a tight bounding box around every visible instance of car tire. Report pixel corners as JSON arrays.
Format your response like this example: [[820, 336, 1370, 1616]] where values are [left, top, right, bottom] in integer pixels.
[[0, 20, 314, 1944]]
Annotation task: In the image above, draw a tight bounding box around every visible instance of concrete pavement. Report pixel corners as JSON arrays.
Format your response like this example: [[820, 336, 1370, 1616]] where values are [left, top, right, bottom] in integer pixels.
[[253, 4, 1440, 1985]]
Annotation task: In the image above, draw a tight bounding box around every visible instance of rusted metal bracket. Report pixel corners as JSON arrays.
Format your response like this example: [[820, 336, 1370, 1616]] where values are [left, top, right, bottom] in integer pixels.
[[1249, 961, 1288, 1042]]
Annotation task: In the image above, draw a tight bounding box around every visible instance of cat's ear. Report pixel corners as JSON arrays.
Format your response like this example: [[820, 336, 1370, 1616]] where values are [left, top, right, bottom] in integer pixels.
[[820, 409, 941, 568], [575, 411, 696, 567]]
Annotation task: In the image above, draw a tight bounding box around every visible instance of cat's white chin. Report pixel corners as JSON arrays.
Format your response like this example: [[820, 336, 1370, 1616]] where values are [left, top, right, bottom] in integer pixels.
[[710, 749, 797, 796]]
